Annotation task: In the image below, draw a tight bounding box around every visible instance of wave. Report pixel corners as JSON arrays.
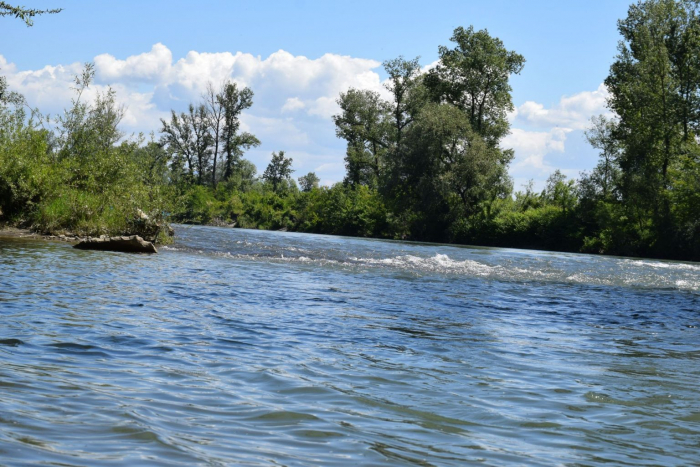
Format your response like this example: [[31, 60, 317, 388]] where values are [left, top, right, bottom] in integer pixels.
[[164, 231, 700, 293]]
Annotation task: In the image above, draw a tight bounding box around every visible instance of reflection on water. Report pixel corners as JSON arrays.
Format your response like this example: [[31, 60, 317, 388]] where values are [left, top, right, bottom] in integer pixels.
[[0, 225, 699, 465]]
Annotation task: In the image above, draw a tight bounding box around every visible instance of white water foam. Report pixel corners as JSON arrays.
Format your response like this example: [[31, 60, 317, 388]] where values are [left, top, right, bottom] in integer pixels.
[[170, 244, 700, 292]]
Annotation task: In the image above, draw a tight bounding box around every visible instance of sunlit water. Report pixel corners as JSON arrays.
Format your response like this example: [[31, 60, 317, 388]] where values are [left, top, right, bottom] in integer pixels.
[[1, 225, 699, 466]]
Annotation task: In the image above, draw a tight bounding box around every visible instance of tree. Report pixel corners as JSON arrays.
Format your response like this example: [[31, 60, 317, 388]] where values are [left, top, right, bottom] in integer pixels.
[[219, 82, 260, 181], [160, 110, 195, 182], [401, 102, 513, 235], [383, 56, 424, 161], [333, 89, 391, 187], [263, 151, 293, 192], [0, 75, 25, 106], [604, 0, 700, 240], [203, 82, 225, 188], [425, 26, 525, 146], [543, 170, 577, 213], [189, 104, 213, 185], [298, 172, 320, 192], [55, 63, 125, 162], [584, 115, 621, 200], [0, 2, 61, 26], [161, 81, 259, 187]]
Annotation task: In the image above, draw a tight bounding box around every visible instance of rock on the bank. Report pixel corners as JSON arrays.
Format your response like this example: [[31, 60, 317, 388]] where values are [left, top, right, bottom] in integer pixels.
[[73, 235, 157, 254]]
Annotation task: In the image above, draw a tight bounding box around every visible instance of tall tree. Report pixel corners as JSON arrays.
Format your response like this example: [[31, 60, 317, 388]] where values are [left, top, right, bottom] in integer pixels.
[[425, 26, 525, 146], [333, 89, 390, 187], [605, 0, 700, 233], [401, 102, 513, 237], [383, 57, 424, 161], [203, 82, 225, 189], [219, 82, 260, 181], [160, 110, 195, 182], [189, 104, 212, 186], [584, 115, 622, 201]]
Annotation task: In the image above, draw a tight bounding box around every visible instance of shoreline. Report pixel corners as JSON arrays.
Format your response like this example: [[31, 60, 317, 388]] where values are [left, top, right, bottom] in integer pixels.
[[0, 226, 81, 244]]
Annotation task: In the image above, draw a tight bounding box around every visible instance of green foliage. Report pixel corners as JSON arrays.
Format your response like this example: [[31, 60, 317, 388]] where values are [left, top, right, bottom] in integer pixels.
[[297, 184, 389, 237], [169, 179, 393, 239], [0, 106, 56, 220], [575, 0, 700, 260], [0, 64, 172, 241], [425, 26, 525, 145], [4, 17, 697, 261], [330, 27, 521, 243], [178, 185, 221, 225], [333, 89, 391, 187], [219, 82, 260, 181], [298, 172, 320, 192], [0, 1, 61, 26], [160, 80, 259, 188], [262, 151, 294, 193]]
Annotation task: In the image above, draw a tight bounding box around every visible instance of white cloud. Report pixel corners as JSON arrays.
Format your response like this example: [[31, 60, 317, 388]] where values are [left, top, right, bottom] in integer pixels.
[[307, 96, 339, 118], [511, 83, 610, 130], [505, 84, 612, 188], [420, 59, 439, 74], [504, 127, 572, 176], [505, 127, 571, 157], [281, 97, 305, 113], [95, 43, 173, 83]]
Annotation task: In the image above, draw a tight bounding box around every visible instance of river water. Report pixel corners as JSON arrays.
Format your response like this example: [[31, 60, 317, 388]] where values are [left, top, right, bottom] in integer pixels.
[[1, 225, 699, 466]]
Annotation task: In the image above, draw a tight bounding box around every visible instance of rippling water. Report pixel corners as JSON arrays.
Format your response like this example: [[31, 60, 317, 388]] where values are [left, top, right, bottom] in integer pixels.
[[1, 225, 699, 465]]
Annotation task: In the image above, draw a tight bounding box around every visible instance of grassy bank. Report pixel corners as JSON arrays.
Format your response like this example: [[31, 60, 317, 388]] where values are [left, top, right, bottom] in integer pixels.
[[0, 72, 172, 243]]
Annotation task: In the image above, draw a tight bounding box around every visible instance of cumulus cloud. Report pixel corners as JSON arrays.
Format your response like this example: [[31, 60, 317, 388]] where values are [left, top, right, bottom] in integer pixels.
[[281, 97, 305, 113], [505, 85, 611, 188], [511, 83, 610, 131], [505, 127, 571, 156], [95, 43, 173, 83], [504, 127, 572, 175]]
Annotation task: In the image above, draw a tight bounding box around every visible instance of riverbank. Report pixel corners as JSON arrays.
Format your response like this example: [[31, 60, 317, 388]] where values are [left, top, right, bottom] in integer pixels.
[[0, 225, 82, 244]]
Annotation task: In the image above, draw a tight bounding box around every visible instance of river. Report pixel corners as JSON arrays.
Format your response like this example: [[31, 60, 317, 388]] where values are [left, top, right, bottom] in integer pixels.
[[1, 225, 699, 465]]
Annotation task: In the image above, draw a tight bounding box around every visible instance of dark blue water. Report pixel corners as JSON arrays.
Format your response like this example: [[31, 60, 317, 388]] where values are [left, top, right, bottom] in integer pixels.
[[1, 225, 699, 465]]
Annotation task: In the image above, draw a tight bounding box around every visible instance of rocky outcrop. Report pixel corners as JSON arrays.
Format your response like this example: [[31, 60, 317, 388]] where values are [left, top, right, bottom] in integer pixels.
[[73, 235, 157, 253]]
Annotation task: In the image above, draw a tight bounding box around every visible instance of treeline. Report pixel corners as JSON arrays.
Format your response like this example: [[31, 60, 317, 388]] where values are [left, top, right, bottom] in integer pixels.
[[170, 1, 700, 261], [1, 0, 699, 260], [166, 26, 525, 238]]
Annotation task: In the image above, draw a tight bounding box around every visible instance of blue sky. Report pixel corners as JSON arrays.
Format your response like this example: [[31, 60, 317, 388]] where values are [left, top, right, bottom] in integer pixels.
[[1, 0, 631, 189]]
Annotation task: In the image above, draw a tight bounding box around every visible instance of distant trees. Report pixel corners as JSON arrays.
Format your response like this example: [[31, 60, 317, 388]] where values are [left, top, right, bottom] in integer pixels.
[[6, 7, 698, 259], [160, 81, 259, 188], [298, 172, 320, 192], [263, 151, 294, 192]]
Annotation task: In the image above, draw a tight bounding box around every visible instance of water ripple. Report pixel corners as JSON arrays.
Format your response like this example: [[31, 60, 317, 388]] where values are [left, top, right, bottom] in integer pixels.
[[0, 227, 699, 465]]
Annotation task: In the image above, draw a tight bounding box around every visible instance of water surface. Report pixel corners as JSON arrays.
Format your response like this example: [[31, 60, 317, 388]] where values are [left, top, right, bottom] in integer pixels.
[[1, 225, 699, 465]]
